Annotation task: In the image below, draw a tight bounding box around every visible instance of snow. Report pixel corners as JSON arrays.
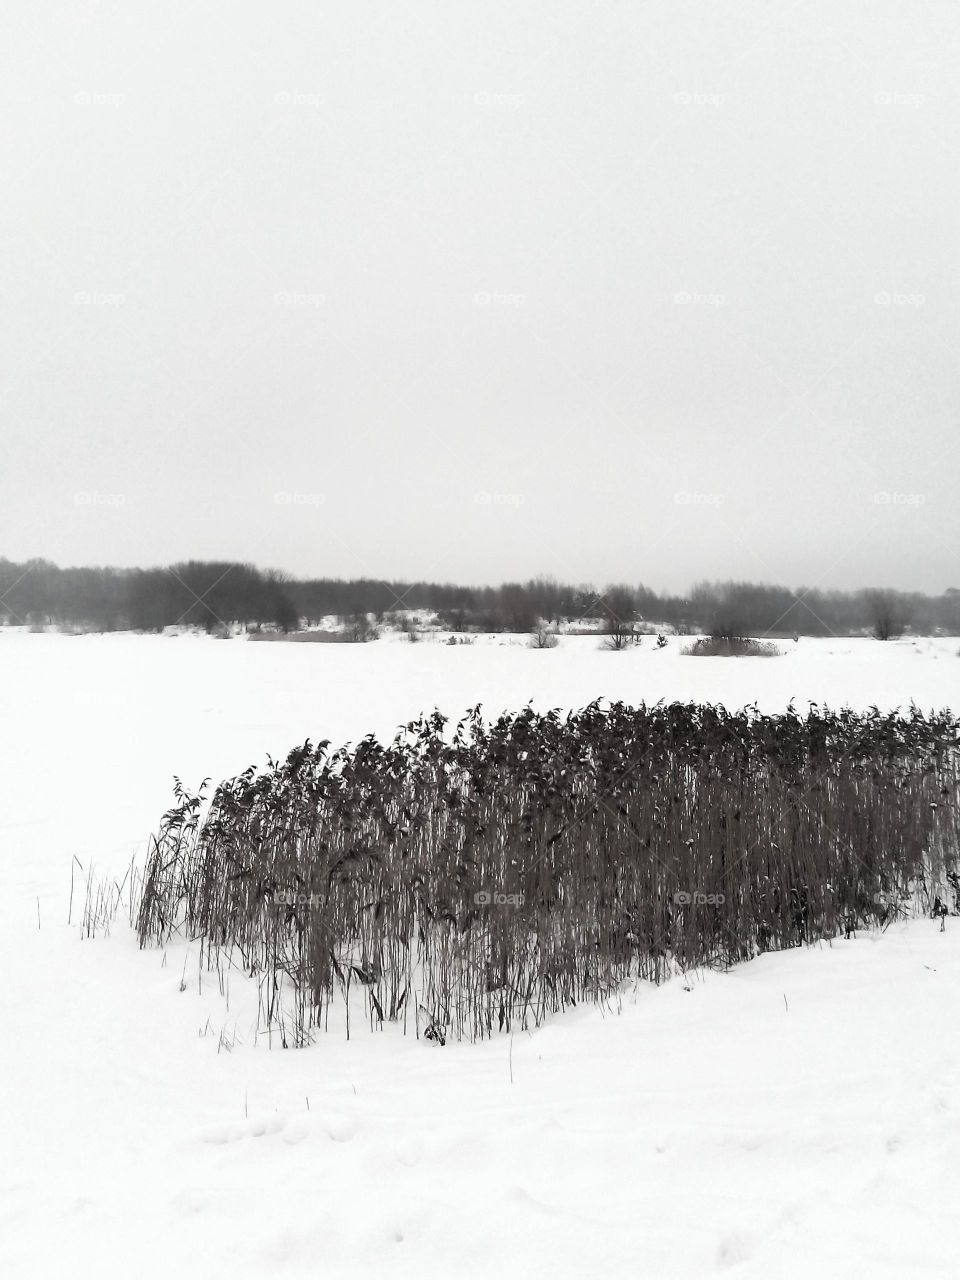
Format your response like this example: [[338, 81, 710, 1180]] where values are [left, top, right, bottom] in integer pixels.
[[1, 630, 958, 1278]]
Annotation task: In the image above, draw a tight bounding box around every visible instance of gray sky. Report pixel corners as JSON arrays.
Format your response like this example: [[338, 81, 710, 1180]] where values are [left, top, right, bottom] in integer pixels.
[[2, 1, 959, 593]]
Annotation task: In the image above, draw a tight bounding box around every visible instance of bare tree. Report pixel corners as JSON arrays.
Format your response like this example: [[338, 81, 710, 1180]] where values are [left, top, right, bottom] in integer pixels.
[[398, 611, 420, 642], [867, 590, 906, 641], [601, 586, 636, 650], [346, 611, 377, 642]]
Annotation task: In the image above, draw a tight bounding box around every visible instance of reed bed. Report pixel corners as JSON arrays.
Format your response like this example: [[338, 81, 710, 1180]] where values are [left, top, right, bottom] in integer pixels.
[[136, 702, 960, 1045]]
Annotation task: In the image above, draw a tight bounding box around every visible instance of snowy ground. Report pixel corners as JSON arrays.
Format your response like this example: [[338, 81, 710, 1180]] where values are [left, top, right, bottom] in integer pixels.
[[2, 631, 958, 1277]]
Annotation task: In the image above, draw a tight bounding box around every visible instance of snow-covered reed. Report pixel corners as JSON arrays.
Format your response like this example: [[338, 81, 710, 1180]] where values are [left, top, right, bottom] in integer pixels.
[[137, 702, 960, 1044]]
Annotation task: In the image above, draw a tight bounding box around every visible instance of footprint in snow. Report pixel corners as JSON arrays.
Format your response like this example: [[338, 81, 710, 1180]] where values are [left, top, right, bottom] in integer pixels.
[[325, 1116, 358, 1142]]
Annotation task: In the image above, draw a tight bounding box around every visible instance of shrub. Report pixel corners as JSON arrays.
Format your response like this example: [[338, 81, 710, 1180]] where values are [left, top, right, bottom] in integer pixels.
[[398, 613, 419, 642], [684, 636, 781, 657], [345, 612, 378, 642], [529, 627, 559, 649]]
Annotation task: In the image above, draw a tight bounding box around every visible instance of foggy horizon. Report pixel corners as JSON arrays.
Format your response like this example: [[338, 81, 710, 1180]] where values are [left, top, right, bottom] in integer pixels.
[[4, 547, 960, 603], [3, 2, 959, 594]]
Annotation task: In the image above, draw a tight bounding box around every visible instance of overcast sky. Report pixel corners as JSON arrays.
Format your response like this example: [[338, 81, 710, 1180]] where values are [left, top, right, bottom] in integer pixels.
[[2, 1, 958, 593]]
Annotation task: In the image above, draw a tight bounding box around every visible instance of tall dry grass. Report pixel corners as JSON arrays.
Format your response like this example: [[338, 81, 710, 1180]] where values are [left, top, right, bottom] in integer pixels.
[[137, 702, 960, 1045]]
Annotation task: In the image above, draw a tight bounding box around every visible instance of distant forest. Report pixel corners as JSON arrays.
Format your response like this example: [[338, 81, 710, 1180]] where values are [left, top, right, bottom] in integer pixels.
[[2, 556, 960, 639]]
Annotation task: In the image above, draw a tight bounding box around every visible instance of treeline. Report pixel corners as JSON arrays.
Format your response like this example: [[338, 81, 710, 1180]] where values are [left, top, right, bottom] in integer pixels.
[[2, 557, 960, 637], [687, 581, 960, 641], [288, 578, 690, 633], [292, 577, 960, 637], [0, 559, 297, 632]]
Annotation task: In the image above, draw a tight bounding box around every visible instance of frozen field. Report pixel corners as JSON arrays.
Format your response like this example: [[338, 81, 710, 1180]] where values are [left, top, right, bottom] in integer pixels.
[[2, 631, 959, 1278]]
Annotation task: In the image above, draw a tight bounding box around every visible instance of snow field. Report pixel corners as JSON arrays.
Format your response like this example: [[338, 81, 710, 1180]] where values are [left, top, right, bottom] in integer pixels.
[[1, 630, 958, 1277]]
